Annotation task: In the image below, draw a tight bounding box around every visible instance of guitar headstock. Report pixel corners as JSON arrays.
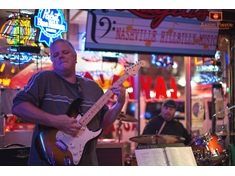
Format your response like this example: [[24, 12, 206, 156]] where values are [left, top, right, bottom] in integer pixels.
[[125, 60, 147, 76]]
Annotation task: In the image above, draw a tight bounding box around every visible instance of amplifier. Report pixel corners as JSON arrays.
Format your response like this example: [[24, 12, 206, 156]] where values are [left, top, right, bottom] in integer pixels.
[[0, 142, 124, 166], [96, 142, 124, 166], [0, 145, 30, 166], [1, 131, 33, 148]]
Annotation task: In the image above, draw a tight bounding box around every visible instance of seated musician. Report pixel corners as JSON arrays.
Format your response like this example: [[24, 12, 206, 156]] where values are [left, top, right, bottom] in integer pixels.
[[141, 98, 192, 146]]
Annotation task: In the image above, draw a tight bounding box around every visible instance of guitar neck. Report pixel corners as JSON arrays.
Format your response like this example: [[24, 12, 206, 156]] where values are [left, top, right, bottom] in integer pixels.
[[78, 72, 130, 126]]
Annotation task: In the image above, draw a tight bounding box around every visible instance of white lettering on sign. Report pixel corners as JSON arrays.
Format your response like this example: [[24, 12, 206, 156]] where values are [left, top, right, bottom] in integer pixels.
[[36, 9, 65, 31], [196, 65, 219, 72], [46, 28, 56, 33], [49, 22, 65, 30], [38, 18, 48, 27], [42, 9, 59, 24]]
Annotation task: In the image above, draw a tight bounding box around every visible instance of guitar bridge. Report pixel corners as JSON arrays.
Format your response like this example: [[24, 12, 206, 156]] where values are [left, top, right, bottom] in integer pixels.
[[55, 140, 68, 152]]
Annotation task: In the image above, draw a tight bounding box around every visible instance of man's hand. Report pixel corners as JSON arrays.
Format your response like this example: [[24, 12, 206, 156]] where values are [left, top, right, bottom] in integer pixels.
[[110, 83, 126, 104], [54, 114, 83, 137]]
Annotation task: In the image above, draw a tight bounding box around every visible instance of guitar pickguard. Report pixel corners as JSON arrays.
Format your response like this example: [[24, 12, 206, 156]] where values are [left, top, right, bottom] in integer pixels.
[[56, 126, 102, 165]]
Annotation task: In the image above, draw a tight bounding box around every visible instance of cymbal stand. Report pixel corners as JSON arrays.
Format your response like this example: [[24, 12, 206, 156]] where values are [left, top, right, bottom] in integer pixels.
[[228, 111, 233, 166], [117, 119, 123, 143], [220, 123, 227, 149]]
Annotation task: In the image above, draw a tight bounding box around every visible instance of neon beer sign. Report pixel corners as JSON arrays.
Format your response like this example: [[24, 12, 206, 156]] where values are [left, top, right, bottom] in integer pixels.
[[0, 12, 37, 46], [34, 9, 68, 47], [0, 53, 39, 65]]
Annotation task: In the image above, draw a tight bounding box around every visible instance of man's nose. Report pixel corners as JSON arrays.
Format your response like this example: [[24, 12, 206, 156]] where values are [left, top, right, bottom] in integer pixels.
[[59, 52, 64, 59]]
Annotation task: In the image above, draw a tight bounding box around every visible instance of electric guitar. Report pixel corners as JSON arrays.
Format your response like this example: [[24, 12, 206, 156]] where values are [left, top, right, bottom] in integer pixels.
[[35, 60, 146, 166]]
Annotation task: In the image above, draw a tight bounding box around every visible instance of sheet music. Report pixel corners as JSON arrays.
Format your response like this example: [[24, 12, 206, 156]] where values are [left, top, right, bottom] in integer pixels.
[[135, 147, 197, 166], [135, 148, 168, 166], [165, 147, 197, 166]]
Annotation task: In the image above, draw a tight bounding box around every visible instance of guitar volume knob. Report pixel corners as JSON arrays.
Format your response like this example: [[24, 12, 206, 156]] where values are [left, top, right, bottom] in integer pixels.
[[64, 156, 71, 166]]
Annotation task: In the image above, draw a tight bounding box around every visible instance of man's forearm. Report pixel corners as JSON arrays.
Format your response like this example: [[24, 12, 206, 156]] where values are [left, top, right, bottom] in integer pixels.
[[101, 102, 124, 129], [12, 102, 55, 127]]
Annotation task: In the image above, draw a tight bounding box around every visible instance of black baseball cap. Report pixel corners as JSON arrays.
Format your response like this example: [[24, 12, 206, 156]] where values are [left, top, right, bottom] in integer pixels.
[[162, 98, 176, 108]]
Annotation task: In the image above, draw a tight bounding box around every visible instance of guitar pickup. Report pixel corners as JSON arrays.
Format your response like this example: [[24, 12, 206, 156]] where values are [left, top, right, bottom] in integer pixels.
[[55, 140, 68, 152]]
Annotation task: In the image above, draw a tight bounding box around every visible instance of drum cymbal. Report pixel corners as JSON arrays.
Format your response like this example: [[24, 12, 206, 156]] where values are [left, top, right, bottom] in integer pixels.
[[129, 134, 185, 144], [117, 113, 138, 122], [216, 131, 235, 136]]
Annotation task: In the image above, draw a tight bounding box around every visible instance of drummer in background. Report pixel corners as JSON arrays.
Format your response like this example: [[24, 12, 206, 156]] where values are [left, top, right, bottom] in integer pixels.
[[142, 98, 192, 145]]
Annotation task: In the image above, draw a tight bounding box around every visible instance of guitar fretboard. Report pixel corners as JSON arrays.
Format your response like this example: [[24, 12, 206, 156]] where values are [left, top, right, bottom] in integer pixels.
[[78, 72, 129, 126]]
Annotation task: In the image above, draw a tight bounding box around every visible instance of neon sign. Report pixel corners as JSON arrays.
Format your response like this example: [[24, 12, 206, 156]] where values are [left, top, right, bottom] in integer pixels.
[[192, 73, 221, 85], [196, 65, 219, 72], [0, 12, 37, 46], [0, 78, 11, 86], [151, 54, 173, 67], [34, 9, 68, 47], [0, 53, 40, 65]]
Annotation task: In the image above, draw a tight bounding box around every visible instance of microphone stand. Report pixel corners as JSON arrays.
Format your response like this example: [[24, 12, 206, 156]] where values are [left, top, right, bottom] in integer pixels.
[[117, 119, 123, 143], [226, 109, 234, 166]]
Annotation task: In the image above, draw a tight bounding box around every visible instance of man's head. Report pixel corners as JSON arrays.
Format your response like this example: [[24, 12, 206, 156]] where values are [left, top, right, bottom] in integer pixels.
[[50, 39, 77, 76], [50, 39, 77, 57], [161, 98, 176, 121]]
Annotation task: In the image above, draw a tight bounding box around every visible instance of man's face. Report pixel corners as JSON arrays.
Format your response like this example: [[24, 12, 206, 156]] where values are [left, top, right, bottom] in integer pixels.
[[161, 106, 176, 121], [50, 41, 77, 75]]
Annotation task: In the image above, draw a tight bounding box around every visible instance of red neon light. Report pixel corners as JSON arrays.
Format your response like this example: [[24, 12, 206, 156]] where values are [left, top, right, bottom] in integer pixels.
[[140, 75, 152, 99], [170, 77, 178, 98], [84, 71, 178, 101], [154, 76, 168, 99]]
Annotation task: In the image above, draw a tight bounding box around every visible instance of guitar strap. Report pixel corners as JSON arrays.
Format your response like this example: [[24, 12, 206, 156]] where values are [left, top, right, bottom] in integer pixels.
[[76, 78, 84, 115], [76, 77, 83, 99]]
